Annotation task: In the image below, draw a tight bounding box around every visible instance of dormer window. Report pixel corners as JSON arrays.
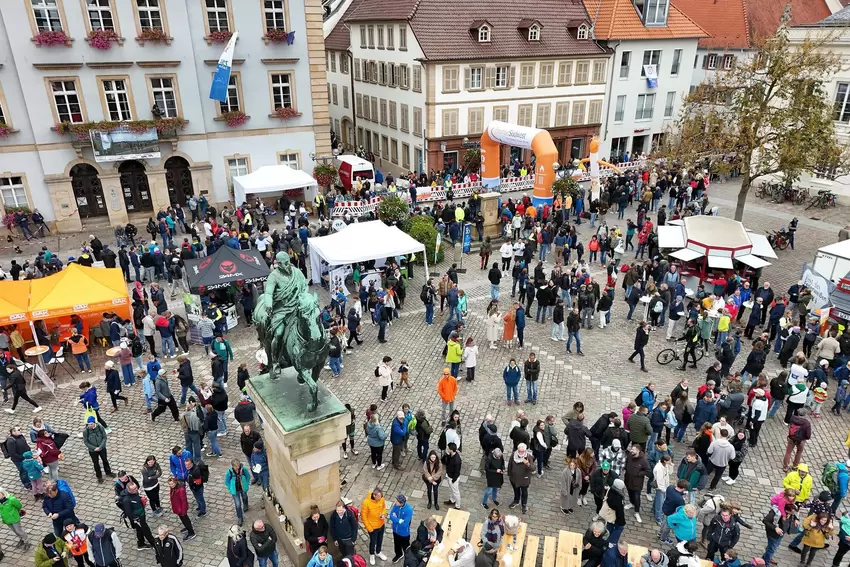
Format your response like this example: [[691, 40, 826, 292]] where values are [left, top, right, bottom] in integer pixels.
[[478, 25, 490, 42], [634, 0, 669, 26], [577, 24, 589, 39], [528, 25, 540, 41]]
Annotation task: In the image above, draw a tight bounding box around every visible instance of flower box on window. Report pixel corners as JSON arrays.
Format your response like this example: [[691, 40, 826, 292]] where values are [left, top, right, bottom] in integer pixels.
[[208, 30, 233, 45], [0, 122, 10, 139], [34, 30, 70, 47], [52, 117, 188, 141], [86, 29, 121, 50], [264, 29, 289, 44], [221, 110, 248, 128], [273, 107, 300, 120], [136, 27, 171, 45]]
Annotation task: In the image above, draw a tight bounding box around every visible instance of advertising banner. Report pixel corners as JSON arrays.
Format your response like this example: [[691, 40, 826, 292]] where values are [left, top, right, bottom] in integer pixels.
[[90, 126, 160, 163]]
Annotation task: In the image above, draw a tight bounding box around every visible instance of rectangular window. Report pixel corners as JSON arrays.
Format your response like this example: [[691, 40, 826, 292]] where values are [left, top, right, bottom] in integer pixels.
[[400, 104, 409, 132], [413, 106, 422, 136], [331, 84, 338, 106], [367, 25, 374, 48], [468, 107, 484, 134], [554, 102, 569, 126], [399, 24, 407, 49], [641, 50, 661, 76], [591, 60, 607, 83], [264, 0, 286, 30], [571, 101, 586, 125], [387, 26, 394, 49], [389, 101, 397, 129], [442, 109, 458, 136], [671, 49, 682, 75], [391, 139, 398, 164], [381, 135, 389, 159], [278, 153, 299, 169], [50, 80, 84, 123], [372, 132, 379, 153], [588, 99, 602, 123], [32, 0, 62, 32], [492, 105, 508, 122], [664, 91, 675, 118], [538, 62, 554, 87], [495, 65, 509, 88], [342, 85, 349, 109], [205, 0, 229, 33], [341, 56, 349, 74], [575, 61, 590, 84], [413, 66, 421, 92], [149, 76, 178, 117], [379, 99, 387, 125], [467, 67, 483, 90], [389, 64, 398, 88], [643, 0, 669, 25], [520, 63, 535, 88], [535, 103, 551, 129], [517, 104, 532, 127], [227, 157, 249, 190], [835, 83, 850, 122], [359, 25, 366, 48], [402, 143, 410, 169], [619, 51, 631, 79], [362, 96, 369, 120], [370, 97, 378, 120], [0, 176, 27, 209], [102, 78, 132, 121], [400, 65, 409, 89], [378, 62, 386, 85], [614, 95, 626, 122], [558, 62, 573, 85], [136, 0, 163, 30], [442, 67, 459, 93], [722, 54, 735, 70], [270, 73, 294, 109], [355, 93, 362, 117], [635, 93, 655, 120], [86, 0, 115, 31], [330, 53, 337, 73], [706, 54, 717, 70], [376, 25, 384, 48], [353, 58, 360, 80]]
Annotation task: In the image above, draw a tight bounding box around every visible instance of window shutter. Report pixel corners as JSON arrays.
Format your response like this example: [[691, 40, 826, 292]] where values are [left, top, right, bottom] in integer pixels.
[[702, 56, 707, 69], [508, 65, 516, 88], [464, 68, 470, 91], [485, 67, 495, 89]]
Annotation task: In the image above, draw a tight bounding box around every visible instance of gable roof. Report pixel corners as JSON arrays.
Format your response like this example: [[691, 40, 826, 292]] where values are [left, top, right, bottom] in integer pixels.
[[344, 0, 420, 22], [582, 0, 709, 40], [746, 0, 832, 42], [674, 0, 750, 48]]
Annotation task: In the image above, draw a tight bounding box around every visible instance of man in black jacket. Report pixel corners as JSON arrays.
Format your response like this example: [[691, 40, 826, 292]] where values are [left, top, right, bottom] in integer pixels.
[[101, 245, 117, 269], [589, 412, 617, 459], [154, 525, 183, 567], [628, 321, 650, 372], [442, 443, 462, 509], [177, 355, 198, 406], [589, 461, 617, 512], [523, 353, 540, 404], [120, 482, 156, 550], [510, 419, 530, 451], [249, 519, 279, 567], [488, 263, 501, 301], [4, 426, 32, 489]]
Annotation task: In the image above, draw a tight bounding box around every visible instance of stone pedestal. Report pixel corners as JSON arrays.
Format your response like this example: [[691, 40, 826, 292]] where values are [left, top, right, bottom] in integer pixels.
[[100, 173, 129, 226], [43, 177, 83, 233], [246, 370, 348, 567], [481, 192, 502, 239]]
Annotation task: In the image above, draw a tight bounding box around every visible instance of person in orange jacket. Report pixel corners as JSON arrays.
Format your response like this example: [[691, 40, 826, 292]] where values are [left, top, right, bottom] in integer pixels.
[[361, 487, 387, 564], [437, 368, 458, 424]]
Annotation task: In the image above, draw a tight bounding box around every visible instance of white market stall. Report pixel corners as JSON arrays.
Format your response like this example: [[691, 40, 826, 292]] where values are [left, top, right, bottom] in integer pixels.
[[232, 165, 318, 206], [308, 221, 428, 293]]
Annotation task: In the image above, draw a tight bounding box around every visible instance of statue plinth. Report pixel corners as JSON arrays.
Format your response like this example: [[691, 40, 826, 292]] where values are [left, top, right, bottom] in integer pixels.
[[481, 192, 502, 238], [247, 369, 348, 566]]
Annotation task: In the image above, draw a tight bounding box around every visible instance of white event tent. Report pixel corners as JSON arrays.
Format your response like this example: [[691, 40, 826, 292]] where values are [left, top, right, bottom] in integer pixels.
[[232, 165, 318, 206], [308, 221, 427, 285]]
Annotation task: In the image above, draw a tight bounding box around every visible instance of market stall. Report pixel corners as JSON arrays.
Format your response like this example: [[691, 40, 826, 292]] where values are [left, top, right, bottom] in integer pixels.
[[0, 280, 31, 325], [232, 165, 319, 208], [307, 221, 427, 294]]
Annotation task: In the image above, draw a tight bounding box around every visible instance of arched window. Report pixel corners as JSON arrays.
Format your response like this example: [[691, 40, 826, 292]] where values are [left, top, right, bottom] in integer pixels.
[[528, 25, 539, 41], [478, 25, 490, 42], [577, 24, 589, 40]]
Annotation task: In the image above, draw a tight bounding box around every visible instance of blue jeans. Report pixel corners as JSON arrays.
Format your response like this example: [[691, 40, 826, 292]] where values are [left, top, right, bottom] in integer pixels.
[[668, 196, 676, 209], [417, 439, 429, 461], [626, 302, 636, 320], [653, 489, 666, 522], [763, 536, 783, 564], [505, 383, 518, 402], [567, 331, 581, 353], [789, 531, 803, 549], [450, 362, 460, 379], [715, 331, 727, 346], [491, 284, 500, 301], [534, 449, 545, 474], [205, 430, 222, 456], [607, 523, 624, 545], [674, 422, 687, 443], [184, 431, 202, 462], [425, 303, 434, 324], [590, 212, 597, 227], [217, 410, 228, 435], [329, 356, 342, 376], [483, 487, 499, 505], [535, 304, 550, 323], [600, 250, 607, 265], [231, 490, 249, 522], [74, 353, 91, 372], [161, 336, 175, 357], [774, 333, 784, 353], [191, 484, 206, 514], [526, 380, 538, 402], [180, 384, 200, 405], [768, 398, 782, 417], [539, 243, 550, 261], [258, 551, 280, 567]]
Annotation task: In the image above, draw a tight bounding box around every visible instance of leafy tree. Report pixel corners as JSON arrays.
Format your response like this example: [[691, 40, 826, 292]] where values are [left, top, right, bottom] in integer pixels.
[[552, 177, 580, 202], [377, 193, 410, 230], [407, 215, 443, 264], [463, 148, 481, 172], [660, 11, 848, 220]]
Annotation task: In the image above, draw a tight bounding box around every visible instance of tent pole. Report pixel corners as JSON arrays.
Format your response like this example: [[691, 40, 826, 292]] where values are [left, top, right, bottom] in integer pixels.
[[423, 246, 430, 280]]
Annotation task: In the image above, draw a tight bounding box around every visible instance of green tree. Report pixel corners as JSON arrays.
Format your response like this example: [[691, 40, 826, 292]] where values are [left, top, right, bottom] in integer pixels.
[[407, 215, 443, 264], [377, 193, 410, 230], [660, 11, 848, 221], [552, 177, 579, 202], [463, 148, 481, 172]]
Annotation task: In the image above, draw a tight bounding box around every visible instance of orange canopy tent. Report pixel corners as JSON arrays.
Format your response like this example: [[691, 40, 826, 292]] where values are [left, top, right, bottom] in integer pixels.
[[0, 280, 31, 325], [27, 264, 131, 321]]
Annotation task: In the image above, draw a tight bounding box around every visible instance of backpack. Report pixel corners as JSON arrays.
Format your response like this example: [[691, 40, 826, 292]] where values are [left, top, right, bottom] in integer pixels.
[[653, 300, 664, 314], [374, 367, 380, 378], [822, 462, 839, 494], [437, 429, 448, 451], [199, 463, 210, 484], [347, 554, 367, 567], [0, 438, 10, 459], [56, 479, 76, 508], [420, 285, 429, 303], [635, 390, 645, 406], [789, 423, 805, 443], [346, 505, 360, 525]]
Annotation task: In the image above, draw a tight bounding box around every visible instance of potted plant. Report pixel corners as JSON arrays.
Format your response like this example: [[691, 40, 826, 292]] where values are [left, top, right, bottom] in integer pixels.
[[313, 163, 337, 187], [34, 30, 69, 46], [274, 107, 299, 120], [221, 110, 248, 128], [86, 29, 119, 49], [137, 27, 169, 44], [264, 28, 289, 44], [208, 30, 233, 44]]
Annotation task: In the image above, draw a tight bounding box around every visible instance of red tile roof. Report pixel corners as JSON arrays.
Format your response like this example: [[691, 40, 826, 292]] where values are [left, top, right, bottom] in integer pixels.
[[583, 0, 709, 40], [325, 22, 351, 51], [745, 0, 832, 43], [673, 0, 750, 49], [344, 0, 420, 22]]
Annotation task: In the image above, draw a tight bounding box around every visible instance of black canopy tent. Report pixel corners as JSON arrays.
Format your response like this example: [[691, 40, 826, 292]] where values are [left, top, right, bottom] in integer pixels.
[[185, 245, 270, 293]]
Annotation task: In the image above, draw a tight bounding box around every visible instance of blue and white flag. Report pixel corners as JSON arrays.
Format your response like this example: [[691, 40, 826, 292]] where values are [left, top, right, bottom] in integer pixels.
[[644, 64, 658, 88], [209, 31, 239, 102]]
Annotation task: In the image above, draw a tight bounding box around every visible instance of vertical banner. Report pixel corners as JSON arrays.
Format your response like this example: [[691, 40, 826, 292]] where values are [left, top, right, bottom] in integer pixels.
[[209, 32, 239, 102], [462, 223, 472, 253], [435, 232, 442, 264], [644, 64, 658, 88]]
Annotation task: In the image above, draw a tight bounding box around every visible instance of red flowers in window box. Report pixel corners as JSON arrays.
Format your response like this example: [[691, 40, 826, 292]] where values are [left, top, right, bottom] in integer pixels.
[[87, 29, 120, 50], [274, 107, 299, 120], [264, 29, 289, 44], [137, 27, 169, 44], [313, 164, 338, 187], [221, 111, 248, 128], [209, 30, 233, 44], [34, 30, 69, 46]]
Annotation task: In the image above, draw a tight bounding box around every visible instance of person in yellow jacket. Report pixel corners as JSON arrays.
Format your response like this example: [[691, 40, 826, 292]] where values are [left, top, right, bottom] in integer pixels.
[[783, 464, 813, 503], [361, 488, 387, 563], [445, 333, 463, 379], [454, 205, 465, 223], [799, 512, 838, 565], [715, 309, 731, 346]]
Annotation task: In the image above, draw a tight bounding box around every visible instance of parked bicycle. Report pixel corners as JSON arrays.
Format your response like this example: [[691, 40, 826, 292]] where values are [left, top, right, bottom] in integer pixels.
[[806, 189, 837, 210], [656, 342, 706, 365], [766, 228, 790, 251]]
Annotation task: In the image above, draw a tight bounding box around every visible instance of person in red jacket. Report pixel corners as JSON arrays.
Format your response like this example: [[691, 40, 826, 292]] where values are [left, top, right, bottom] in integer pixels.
[[168, 477, 196, 541], [35, 429, 63, 481]]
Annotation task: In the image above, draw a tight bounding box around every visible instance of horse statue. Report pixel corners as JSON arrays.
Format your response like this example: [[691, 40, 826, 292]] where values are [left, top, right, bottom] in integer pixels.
[[253, 288, 329, 412]]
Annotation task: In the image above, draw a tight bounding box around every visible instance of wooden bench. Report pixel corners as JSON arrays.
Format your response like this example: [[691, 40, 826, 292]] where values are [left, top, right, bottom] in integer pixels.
[[627, 544, 648, 566], [426, 509, 470, 567], [542, 536, 557, 567], [522, 536, 539, 567], [556, 531, 583, 567], [469, 523, 483, 549], [500, 521, 527, 567]]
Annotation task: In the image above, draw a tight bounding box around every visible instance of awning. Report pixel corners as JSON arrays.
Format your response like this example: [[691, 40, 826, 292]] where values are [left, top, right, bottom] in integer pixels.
[[185, 246, 271, 293], [670, 248, 704, 262], [232, 165, 318, 206], [0, 280, 31, 324], [747, 233, 778, 259], [707, 256, 734, 269], [736, 254, 771, 269], [28, 264, 130, 320], [657, 225, 686, 249]]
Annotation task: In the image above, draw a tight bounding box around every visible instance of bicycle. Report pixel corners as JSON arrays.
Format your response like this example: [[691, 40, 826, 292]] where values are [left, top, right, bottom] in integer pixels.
[[656, 342, 706, 365], [806, 190, 836, 210]]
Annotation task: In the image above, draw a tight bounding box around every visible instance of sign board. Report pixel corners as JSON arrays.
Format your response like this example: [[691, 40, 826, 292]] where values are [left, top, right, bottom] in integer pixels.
[[34, 365, 56, 395], [462, 223, 472, 253], [329, 267, 349, 297], [90, 126, 161, 163], [801, 263, 834, 309]]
